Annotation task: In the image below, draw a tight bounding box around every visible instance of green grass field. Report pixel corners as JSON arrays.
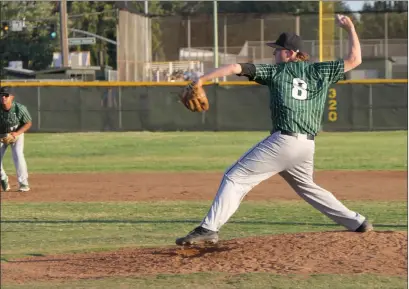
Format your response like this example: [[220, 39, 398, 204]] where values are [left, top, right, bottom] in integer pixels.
[[1, 131, 407, 289], [1, 131, 407, 172], [2, 201, 406, 260], [1, 273, 406, 289]]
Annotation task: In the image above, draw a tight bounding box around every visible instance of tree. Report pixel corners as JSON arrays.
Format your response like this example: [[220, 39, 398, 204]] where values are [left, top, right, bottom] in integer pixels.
[[175, 1, 350, 14], [0, 1, 58, 74], [357, 1, 408, 39], [144, 1, 353, 61], [68, 1, 188, 66], [69, 2, 117, 68]]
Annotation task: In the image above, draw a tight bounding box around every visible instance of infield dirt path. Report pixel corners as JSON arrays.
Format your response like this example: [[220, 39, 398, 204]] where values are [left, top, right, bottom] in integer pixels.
[[1, 171, 407, 284], [1, 171, 407, 202]]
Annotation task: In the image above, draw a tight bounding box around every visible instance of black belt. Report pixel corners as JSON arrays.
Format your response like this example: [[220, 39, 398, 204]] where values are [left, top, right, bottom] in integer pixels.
[[277, 130, 315, 140]]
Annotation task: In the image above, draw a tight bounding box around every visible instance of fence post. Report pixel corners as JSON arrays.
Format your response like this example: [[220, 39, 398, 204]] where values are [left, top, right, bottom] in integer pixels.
[[118, 86, 122, 130], [213, 0, 219, 83], [384, 11, 389, 78], [369, 84, 373, 131], [223, 15, 227, 81], [339, 27, 343, 58], [295, 11, 300, 35], [215, 84, 220, 131], [79, 87, 84, 131], [260, 17, 264, 60], [187, 16, 191, 52], [37, 86, 41, 131]]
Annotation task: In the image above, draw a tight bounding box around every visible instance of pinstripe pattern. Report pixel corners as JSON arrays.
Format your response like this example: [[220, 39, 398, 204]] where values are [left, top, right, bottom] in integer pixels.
[[252, 59, 344, 135], [0, 102, 32, 133]]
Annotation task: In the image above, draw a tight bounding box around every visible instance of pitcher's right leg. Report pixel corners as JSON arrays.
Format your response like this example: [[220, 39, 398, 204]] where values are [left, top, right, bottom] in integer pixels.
[[280, 158, 370, 232]]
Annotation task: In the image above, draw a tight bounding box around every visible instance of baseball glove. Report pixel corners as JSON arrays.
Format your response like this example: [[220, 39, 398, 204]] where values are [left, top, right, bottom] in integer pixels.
[[0, 133, 17, 145], [180, 82, 209, 112]]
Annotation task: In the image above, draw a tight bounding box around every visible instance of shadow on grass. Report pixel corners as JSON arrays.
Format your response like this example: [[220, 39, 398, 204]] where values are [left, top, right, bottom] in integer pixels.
[[1, 219, 407, 228], [5, 246, 235, 263]]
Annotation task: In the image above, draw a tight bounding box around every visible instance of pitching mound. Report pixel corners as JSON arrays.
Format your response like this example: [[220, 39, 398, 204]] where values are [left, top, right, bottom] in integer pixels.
[[2, 231, 407, 283]]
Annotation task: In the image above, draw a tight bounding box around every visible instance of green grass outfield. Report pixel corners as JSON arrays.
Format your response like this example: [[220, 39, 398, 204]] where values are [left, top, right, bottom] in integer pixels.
[[1, 131, 407, 289], [1, 131, 407, 172]]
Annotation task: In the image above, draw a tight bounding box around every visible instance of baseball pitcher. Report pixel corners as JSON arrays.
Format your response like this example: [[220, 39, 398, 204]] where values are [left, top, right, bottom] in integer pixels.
[[176, 15, 373, 246], [0, 86, 32, 192]]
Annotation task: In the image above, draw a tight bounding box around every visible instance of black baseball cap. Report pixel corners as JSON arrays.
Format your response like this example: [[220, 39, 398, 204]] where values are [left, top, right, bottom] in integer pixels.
[[266, 32, 303, 52], [0, 86, 12, 96]]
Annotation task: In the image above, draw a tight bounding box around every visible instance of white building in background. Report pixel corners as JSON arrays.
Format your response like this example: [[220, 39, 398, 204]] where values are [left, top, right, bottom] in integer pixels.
[[8, 61, 23, 69], [52, 51, 91, 68]]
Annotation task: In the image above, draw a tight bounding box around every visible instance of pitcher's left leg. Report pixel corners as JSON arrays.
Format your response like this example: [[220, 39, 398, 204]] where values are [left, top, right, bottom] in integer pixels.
[[280, 158, 369, 232], [200, 133, 294, 232], [11, 134, 29, 191]]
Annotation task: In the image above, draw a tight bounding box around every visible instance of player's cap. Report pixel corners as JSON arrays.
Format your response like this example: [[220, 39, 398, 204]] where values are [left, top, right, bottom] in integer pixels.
[[266, 32, 303, 52], [0, 86, 12, 96]]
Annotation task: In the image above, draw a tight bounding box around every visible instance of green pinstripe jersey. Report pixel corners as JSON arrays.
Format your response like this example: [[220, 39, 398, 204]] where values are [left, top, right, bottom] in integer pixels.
[[0, 102, 32, 133], [252, 59, 344, 135]]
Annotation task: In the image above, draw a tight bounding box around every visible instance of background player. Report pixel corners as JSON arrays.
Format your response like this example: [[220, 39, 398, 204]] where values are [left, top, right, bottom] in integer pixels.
[[0, 86, 32, 192], [176, 14, 373, 246]]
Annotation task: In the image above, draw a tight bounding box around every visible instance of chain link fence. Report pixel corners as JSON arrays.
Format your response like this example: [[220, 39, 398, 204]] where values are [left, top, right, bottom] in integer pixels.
[[6, 82, 407, 133], [149, 12, 407, 80]]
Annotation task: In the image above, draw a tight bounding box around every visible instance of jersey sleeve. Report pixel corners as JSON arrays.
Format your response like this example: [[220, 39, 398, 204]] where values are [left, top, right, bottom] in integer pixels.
[[251, 64, 279, 85], [312, 59, 345, 84], [18, 105, 32, 124]]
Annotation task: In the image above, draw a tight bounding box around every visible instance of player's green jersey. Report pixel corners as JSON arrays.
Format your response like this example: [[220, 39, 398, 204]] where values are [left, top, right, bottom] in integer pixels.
[[0, 102, 32, 133], [252, 59, 344, 135]]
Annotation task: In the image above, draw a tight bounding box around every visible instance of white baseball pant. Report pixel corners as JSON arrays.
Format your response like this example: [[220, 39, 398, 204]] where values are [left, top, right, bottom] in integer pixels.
[[200, 131, 366, 232], [0, 133, 29, 185]]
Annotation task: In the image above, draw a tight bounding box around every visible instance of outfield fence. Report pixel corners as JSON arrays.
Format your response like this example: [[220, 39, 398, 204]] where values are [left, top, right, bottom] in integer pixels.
[[1, 80, 407, 133]]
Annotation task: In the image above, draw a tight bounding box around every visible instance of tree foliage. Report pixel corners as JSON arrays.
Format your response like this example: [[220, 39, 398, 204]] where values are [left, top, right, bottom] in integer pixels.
[[1, 1, 407, 73], [0, 1, 58, 73], [68, 2, 117, 68], [357, 1, 408, 39]]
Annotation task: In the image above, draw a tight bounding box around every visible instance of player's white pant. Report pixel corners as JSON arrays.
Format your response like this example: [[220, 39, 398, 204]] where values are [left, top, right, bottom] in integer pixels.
[[200, 131, 366, 232], [0, 134, 29, 185]]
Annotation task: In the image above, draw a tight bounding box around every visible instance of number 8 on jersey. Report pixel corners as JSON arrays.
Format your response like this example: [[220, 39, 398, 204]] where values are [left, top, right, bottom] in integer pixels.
[[292, 78, 308, 100]]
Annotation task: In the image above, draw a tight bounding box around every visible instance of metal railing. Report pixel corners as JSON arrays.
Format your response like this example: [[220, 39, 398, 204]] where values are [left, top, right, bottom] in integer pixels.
[[180, 39, 408, 62]]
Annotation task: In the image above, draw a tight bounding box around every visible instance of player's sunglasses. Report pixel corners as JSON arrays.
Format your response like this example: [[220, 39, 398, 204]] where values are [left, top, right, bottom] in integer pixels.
[[1, 94, 10, 98]]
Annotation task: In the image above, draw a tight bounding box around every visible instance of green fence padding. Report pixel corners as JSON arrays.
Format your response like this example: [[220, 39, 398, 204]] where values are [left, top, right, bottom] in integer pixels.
[[6, 84, 407, 133]]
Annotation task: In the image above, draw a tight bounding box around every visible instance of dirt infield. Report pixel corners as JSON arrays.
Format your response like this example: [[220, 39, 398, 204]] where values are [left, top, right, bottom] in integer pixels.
[[1, 171, 407, 202], [1, 171, 407, 283], [2, 231, 407, 283]]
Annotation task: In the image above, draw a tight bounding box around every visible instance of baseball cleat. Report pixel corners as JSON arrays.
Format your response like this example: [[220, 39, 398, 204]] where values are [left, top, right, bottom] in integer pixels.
[[355, 220, 374, 232], [176, 226, 219, 246], [18, 183, 30, 192], [1, 177, 10, 192]]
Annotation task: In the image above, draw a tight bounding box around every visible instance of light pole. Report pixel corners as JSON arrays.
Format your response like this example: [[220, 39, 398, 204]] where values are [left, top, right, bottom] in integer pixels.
[[213, 0, 219, 83], [59, 0, 69, 67]]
